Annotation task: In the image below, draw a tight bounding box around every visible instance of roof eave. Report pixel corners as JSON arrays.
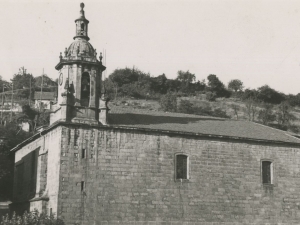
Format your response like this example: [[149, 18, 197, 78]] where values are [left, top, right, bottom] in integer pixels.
[[10, 121, 300, 154], [55, 60, 106, 71]]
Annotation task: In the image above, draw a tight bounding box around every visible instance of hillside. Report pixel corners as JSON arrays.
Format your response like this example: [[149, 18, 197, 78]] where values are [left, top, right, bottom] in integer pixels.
[[108, 96, 300, 135]]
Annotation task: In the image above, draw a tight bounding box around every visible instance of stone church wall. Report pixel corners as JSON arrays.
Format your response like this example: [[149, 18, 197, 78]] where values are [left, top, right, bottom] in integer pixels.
[[12, 127, 62, 215], [58, 125, 300, 224]]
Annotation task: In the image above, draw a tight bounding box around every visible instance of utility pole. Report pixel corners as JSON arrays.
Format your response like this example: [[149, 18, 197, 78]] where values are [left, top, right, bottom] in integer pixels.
[[40, 69, 44, 111], [10, 83, 13, 122], [1, 85, 4, 124], [29, 77, 31, 106]]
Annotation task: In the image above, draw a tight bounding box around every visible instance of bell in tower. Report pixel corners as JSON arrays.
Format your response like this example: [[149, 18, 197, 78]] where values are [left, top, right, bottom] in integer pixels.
[[50, 3, 106, 125]]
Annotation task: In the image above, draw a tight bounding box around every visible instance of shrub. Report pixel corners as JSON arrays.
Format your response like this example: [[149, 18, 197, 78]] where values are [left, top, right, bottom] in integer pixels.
[[268, 123, 288, 131], [257, 103, 275, 125], [211, 108, 230, 118], [205, 92, 216, 101], [159, 92, 177, 112], [288, 124, 300, 134], [1, 209, 64, 225], [178, 100, 194, 114]]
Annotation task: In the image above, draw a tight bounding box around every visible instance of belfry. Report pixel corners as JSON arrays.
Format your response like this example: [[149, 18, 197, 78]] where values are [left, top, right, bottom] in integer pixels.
[[51, 3, 107, 125]]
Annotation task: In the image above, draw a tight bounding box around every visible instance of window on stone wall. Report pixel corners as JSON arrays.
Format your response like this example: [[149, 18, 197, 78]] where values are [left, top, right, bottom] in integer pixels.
[[175, 154, 189, 180], [82, 149, 86, 158], [262, 161, 273, 184], [81, 181, 85, 192], [74, 129, 80, 146]]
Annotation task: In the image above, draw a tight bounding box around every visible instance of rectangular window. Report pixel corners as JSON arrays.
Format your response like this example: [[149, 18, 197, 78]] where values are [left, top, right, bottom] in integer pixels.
[[82, 149, 86, 158], [74, 129, 80, 146], [67, 129, 71, 145], [262, 161, 272, 184], [176, 154, 188, 179], [81, 181, 85, 191]]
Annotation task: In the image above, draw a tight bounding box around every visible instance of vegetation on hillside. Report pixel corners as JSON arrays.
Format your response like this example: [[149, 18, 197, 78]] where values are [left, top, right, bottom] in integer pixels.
[[103, 67, 300, 134]]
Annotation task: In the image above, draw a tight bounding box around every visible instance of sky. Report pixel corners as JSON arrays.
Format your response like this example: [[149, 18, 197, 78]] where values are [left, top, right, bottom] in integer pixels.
[[1, 0, 300, 94]]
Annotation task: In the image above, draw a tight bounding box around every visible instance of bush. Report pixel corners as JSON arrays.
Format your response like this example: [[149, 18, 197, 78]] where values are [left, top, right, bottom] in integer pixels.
[[178, 100, 194, 114], [288, 124, 300, 134], [194, 105, 213, 116], [211, 108, 230, 118], [205, 92, 216, 101], [257, 103, 275, 125], [268, 123, 288, 131], [1, 209, 64, 225], [159, 92, 177, 112]]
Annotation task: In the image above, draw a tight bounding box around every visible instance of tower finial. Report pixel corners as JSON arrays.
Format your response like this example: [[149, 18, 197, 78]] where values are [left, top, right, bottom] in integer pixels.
[[100, 52, 103, 62], [80, 3, 85, 9], [80, 3, 85, 17], [74, 2, 89, 40]]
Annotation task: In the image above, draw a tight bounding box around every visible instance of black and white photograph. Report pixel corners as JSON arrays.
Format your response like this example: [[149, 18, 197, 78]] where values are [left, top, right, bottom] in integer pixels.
[[1, 0, 300, 224]]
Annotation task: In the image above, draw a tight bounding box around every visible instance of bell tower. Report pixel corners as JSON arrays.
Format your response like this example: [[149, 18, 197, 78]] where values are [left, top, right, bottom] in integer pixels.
[[50, 3, 107, 125]]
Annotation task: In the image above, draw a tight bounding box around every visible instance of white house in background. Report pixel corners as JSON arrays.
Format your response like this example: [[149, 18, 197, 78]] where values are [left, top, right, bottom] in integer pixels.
[[33, 92, 56, 109], [0, 102, 22, 112], [20, 122, 30, 132]]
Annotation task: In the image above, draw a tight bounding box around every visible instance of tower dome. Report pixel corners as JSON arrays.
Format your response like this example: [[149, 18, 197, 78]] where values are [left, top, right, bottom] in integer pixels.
[[67, 38, 95, 57]]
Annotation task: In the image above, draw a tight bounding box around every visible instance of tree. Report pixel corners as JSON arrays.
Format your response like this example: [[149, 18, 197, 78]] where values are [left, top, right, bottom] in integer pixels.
[[178, 100, 194, 114], [176, 70, 196, 94], [207, 74, 224, 90], [257, 85, 285, 104], [176, 70, 195, 83], [159, 92, 177, 112], [34, 74, 57, 92], [11, 67, 35, 99], [151, 74, 168, 94], [103, 78, 118, 100], [0, 122, 31, 201], [276, 101, 296, 126], [17, 104, 50, 133], [242, 88, 258, 100], [285, 93, 300, 107], [228, 79, 244, 92], [206, 74, 230, 98], [108, 67, 147, 87], [205, 91, 216, 101], [244, 97, 259, 121], [230, 104, 240, 120], [258, 103, 275, 125]]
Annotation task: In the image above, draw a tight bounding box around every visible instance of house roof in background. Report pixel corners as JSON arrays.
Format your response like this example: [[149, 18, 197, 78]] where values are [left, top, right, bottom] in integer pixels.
[[109, 107, 300, 144], [33, 92, 55, 100]]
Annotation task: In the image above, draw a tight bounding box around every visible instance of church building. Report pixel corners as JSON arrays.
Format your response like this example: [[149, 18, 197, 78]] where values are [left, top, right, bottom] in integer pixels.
[[10, 3, 300, 225]]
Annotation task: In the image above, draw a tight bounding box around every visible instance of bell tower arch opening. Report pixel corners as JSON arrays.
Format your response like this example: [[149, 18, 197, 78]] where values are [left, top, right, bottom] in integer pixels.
[[81, 23, 85, 35], [81, 72, 90, 107]]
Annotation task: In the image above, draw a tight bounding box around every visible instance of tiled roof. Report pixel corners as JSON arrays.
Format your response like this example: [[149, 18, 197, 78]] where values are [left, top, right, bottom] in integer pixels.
[[108, 107, 300, 144], [33, 92, 55, 100]]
